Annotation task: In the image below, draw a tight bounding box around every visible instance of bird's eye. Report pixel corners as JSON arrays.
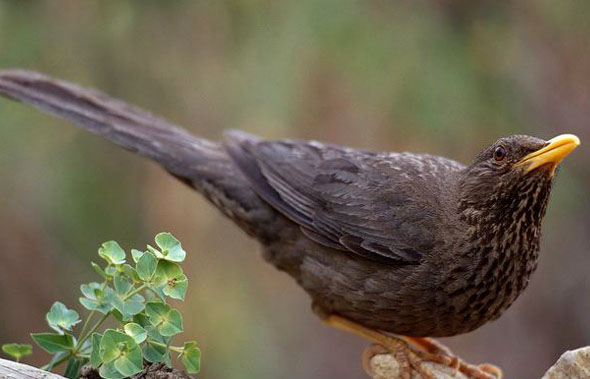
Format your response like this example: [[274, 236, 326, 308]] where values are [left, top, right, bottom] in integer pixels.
[[493, 146, 507, 161]]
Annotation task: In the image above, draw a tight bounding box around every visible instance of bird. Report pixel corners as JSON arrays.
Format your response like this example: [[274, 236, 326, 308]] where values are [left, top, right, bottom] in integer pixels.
[[0, 70, 580, 379]]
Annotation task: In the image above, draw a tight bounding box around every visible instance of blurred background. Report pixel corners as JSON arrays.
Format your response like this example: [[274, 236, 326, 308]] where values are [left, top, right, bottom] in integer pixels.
[[0, 1, 589, 378]]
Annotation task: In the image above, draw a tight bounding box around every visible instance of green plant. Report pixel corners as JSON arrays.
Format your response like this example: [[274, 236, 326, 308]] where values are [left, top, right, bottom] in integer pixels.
[[1, 232, 201, 378], [1, 344, 32, 362]]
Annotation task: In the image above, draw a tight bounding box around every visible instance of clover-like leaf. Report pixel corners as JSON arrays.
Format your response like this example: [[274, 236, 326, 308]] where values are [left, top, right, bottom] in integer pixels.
[[131, 249, 144, 263], [145, 325, 170, 344], [79, 284, 115, 314], [123, 264, 140, 282], [153, 260, 183, 286], [146, 244, 164, 259], [145, 302, 169, 321], [99, 330, 143, 377], [99, 360, 126, 379], [98, 241, 126, 265], [124, 323, 147, 344], [79, 297, 98, 312], [114, 274, 132, 295], [133, 312, 151, 328], [162, 274, 188, 301], [90, 333, 102, 369], [80, 282, 102, 300], [113, 349, 143, 377], [142, 342, 167, 364], [2, 343, 32, 362], [153, 260, 187, 300], [136, 252, 157, 282], [180, 341, 201, 374], [99, 330, 130, 363], [46, 302, 81, 334], [154, 310, 183, 337], [145, 302, 183, 336], [112, 293, 145, 321], [31, 333, 75, 354], [155, 232, 186, 262]]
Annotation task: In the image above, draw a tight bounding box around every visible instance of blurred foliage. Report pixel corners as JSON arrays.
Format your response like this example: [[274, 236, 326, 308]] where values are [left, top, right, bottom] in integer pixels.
[[0, 1, 589, 378]]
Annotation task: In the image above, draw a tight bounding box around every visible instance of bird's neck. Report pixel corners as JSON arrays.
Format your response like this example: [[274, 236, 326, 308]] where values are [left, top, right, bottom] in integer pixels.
[[454, 173, 552, 259]]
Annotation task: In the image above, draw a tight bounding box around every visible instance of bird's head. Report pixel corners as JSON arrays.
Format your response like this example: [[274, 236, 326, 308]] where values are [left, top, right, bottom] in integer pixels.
[[458, 134, 579, 229]]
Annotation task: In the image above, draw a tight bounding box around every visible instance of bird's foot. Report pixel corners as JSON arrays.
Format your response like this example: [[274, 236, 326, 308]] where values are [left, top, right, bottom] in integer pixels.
[[322, 313, 502, 379], [362, 341, 438, 379], [399, 337, 503, 379]]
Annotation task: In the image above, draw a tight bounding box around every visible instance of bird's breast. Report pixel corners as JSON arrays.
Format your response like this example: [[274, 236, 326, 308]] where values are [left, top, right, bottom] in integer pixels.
[[435, 224, 542, 334]]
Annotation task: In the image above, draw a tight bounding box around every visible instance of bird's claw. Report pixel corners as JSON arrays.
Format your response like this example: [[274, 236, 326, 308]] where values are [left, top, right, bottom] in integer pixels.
[[363, 338, 503, 379], [401, 336, 502, 379], [322, 314, 501, 378], [363, 341, 437, 379], [476, 363, 503, 378]]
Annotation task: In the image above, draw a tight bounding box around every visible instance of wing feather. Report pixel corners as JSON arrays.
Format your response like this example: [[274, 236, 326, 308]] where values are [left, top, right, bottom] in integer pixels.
[[225, 131, 464, 264]]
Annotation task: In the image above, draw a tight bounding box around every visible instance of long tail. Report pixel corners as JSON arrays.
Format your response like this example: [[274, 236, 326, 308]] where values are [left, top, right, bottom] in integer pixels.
[[0, 69, 277, 240]]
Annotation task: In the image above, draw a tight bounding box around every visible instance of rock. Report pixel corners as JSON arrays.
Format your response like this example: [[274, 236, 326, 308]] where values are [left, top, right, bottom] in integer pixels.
[[542, 346, 590, 378], [0, 358, 65, 379], [369, 353, 470, 379]]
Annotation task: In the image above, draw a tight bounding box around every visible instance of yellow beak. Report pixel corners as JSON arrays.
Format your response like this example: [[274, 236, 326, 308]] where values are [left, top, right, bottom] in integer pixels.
[[515, 134, 580, 175]]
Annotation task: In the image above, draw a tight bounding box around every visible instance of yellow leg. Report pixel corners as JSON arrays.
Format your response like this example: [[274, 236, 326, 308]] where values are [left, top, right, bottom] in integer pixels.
[[323, 314, 502, 379], [402, 336, 454, 355]]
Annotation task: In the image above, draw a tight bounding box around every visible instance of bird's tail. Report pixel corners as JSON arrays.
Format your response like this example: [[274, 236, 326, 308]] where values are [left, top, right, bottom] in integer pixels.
[[0, 70, 277, 240]]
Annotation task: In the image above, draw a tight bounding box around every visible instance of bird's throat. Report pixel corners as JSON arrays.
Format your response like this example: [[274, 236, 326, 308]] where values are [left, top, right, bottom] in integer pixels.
[[443, 176, 552, 327]]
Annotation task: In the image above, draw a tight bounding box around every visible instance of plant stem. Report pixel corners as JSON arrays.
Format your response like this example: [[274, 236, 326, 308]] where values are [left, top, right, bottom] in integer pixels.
[[77, 310, 96, 344], [44, 352, 72, 371], [84, 313, 110, 341], [124, 284, 148, 300], [146, 339, 183, 354], [74, 279, 110, 353], [74, 313, 110, 353]]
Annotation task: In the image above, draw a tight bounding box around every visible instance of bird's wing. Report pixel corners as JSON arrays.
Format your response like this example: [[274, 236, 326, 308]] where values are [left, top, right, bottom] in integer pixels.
[[225, 131, 465, 264]]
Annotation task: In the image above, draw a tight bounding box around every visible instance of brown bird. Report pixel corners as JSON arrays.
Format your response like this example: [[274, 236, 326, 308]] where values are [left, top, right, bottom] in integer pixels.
[[0, 70, 580, 379]]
